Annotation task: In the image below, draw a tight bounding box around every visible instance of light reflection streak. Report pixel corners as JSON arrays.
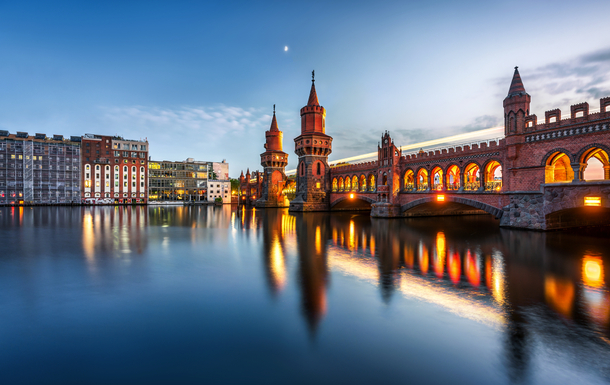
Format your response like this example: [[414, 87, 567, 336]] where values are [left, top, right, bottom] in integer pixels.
[[269, 235, 286, 290], [418, 241, 429, 275], [544, 275, 575, 318], [434, 232, 446, 278], [582, 255, 610, 327], [328, 247, 505, 328], [465, 250, 480, 287]]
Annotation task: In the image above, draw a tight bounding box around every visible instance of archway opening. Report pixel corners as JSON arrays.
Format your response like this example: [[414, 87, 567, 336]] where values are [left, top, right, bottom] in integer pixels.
[[332, 197, 373, 211], [447, 165, 460, 191], [404, 170, 415, 191], [382, 172, 388, 186], [464, 163, 480, 191], [368, 174, 376, 192], [546, 207, 610, 230], [345, 176, 351, 191], [432, 167, 443, 191], [545, 152, 573, 183], [352, 175, 359, 191], [338, 177, 344, 191], [417, 169, 429, 191], [332, 178, 338, 192], [582, 148, 609, 181], [485, 161, 502, 191], [360, 175, 367, 192]]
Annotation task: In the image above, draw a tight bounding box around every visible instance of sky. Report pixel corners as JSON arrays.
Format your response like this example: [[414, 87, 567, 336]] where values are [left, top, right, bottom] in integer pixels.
[[1, 0, 610, 177]]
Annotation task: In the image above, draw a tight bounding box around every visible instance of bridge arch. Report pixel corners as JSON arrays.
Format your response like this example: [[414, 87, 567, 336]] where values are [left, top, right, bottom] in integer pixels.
[[463, 161, 482, 191], [541, 148, 575, 166], [416, 167, 429, 191], [359, 174, 367, 192], [403, 168, 415, 191], [400, 196, 504, 219], [330, 193, 377, 209], [482, 158, 503, 192], [576, 143, 610, 181], [446, 164, 461, 191]]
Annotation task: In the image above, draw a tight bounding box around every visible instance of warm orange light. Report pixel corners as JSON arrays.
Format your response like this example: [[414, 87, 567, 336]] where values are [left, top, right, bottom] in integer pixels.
[[583, 256, 604, 288], [584, 196, 601, 206], [437, 194, 445, 202], [349, 193, 354, 199]]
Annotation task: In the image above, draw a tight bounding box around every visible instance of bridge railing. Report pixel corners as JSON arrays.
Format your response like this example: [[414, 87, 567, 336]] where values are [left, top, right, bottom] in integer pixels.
[[417, 183, 429, 191], [464, 182, 480, 191], [485, 181, 502, 192]]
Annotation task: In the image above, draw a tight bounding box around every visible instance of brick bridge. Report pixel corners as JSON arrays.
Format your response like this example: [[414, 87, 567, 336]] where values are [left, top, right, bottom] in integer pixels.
[[241, 68, 610, 230]]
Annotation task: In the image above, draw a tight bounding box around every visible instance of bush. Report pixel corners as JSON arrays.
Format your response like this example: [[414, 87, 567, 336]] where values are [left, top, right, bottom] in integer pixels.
[[214, 197, 223, 203]]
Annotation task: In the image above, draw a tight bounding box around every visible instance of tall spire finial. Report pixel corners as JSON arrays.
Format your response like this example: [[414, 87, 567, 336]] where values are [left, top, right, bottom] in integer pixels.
[[312, 70, 315, 82], [515, 66, 518, 70], [273, 104, 275, 115]]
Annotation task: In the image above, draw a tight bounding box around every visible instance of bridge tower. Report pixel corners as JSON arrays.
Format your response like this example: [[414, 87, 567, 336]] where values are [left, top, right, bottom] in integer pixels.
[[256, 106, 289, 208], [376, 131, 402, 203], [289, 71, 333, 212]]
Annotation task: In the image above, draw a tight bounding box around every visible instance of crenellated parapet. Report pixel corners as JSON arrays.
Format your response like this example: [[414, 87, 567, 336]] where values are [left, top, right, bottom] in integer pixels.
[[522, 98, 610, 133]]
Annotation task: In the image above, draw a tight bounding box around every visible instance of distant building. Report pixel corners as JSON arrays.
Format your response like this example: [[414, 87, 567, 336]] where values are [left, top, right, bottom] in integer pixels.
[[148, 158, 230, 202], [0, 130, 81, 205], [81, 134, 149, 204], [207, 180, 231, 204]]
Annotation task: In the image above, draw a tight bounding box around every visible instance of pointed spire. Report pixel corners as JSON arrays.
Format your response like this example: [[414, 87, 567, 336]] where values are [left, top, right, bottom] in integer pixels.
[[507, 66, 527, 97], [307, 70, 319, 106], [246, 168, 250, 176], [240, 170, 244, 177], [269, 104, 279, 132]]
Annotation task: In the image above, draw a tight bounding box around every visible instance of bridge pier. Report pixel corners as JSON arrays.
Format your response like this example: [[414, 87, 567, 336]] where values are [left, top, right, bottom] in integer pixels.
[[370, 202, 401, 218]]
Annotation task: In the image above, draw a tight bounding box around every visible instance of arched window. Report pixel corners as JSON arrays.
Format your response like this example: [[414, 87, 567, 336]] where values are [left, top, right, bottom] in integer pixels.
[[352, 176, 358, 191], [338, 177, 344, 191], [368, 174, 376, 192], [581, 148, 609, 181], [416, 169, 429, 191], [484, 161, 502, 191], [545, 152, 573, 183], [382, 172, 387, 186], [404, 170, 415, 191], [431, 167, 443, 190], [332, 178, 338, 192], [300, 162, 305, 176], [360, 175, 366, 192], [345, 176, 351, 191], [317, 162, 321, 175], [446, 165, 460, 191], [464, 163, 480, 190]]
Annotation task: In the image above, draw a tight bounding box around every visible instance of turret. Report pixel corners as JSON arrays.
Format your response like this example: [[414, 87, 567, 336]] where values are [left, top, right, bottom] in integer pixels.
[[503, 67, 531, 136]]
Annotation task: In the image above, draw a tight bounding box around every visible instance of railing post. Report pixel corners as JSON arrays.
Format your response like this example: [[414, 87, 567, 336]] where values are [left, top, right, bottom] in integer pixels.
[[571, 163, 585, 182]]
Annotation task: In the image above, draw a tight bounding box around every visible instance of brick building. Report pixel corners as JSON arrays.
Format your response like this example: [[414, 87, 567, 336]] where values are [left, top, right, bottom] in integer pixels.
[[81, 134, 149, 204]]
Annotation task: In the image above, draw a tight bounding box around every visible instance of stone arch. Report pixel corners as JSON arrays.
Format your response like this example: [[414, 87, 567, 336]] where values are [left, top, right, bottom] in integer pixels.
[[541, 148, 575, 166], [577, 143, 610, 181], [404, 168, 415, 191], [543, 149, 574, 183], [482, 159, 503, 191], [445, 164, 460, 191], [416, 167, 429, 191], [331, 194, 377, 208], [359, 174, 367, 192], [400, 196, 504, 219], [430, 165, 444, 191], [463, 162, 481, 191], [367, 173, 376, 192]]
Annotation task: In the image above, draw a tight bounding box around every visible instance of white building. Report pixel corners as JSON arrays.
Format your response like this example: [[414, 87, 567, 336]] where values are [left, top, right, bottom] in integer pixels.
[[207, 180, 230, 204]]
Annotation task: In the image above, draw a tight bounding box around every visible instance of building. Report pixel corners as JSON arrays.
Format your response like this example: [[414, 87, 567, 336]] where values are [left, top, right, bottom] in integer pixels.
[[81, 134, 149, 204], [255, 105, 289, 208], [0, 131, 81, 205], [148, 158, 230, 202], [207, 180, 231, 204], [239, 168, 263, 205], [289, 71, 333, 212]]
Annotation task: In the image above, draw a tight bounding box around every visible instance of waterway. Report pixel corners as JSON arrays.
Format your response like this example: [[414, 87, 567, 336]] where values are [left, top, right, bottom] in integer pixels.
[[0, 206, 609, 384]]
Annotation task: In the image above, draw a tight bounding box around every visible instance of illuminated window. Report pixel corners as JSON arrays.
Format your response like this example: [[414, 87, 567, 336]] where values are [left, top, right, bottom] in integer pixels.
[[584, 197, 601, 206]]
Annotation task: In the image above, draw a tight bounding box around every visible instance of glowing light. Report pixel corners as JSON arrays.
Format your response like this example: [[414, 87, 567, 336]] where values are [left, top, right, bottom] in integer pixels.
[[434, 232, 446, 278], [269, 235, 286, 290], [584, 196, 602, 206], [449, 252, 461, 284], [418, 241, 429, 275], [583, 256, 604, 288], [545, 274, 575, 318], [465, 250, 480, 287], [349, 193, 354, 199], [437, 194, 445, 202], [315, 226, 322, 254]]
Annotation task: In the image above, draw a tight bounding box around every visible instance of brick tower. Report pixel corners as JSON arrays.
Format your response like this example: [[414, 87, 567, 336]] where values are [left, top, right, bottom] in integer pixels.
[[503, 66, 531, 137], [289, 71, 333, 212], [256, 106, 289, 208]]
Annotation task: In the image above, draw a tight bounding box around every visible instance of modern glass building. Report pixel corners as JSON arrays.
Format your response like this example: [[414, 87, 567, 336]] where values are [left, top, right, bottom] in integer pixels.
[[0, 131, 81, 205], [148, 158, 214, 202]]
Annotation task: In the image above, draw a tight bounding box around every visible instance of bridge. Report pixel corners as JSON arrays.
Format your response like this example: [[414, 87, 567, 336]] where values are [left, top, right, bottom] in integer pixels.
[[240, 68, 610, 230]]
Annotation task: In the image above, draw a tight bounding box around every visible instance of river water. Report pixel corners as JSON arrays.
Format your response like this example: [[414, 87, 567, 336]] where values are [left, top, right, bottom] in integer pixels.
[[0, 206, 609, 384]]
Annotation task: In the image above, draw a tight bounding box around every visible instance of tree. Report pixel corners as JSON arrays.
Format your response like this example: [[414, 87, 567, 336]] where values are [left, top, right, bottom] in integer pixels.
[[209, 170, 218, 180], [230, 178, 240, 194]]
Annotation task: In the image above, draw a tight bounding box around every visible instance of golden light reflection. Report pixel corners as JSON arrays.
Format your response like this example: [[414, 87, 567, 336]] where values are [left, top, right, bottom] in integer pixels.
[[465, 250, 480, 287], [315, 226, 322, 255], [269, 235, 286, 290], [418, 241, 429, 275], [583, 256, 604, 288], [83, 211, 95, 262], [348, 220, 355, 251], [449, 251, 461, 284], [491, 252, 506, 306], [545, 275, 575, 318], [434, 232, 446, 278], [404, 245, 414, 269], [327, 247, 505, 328]]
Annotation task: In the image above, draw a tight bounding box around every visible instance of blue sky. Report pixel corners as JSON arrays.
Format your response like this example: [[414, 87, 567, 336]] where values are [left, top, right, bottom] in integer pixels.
[[2, 0, 610, 177]]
